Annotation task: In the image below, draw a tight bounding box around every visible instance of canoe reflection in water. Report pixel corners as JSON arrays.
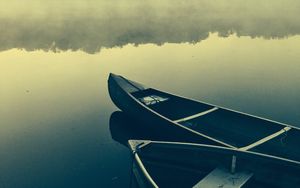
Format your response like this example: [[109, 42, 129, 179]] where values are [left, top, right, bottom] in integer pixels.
[[109, 111, 164, 147], [109, 111, 188, 147], [109, 111, 164, 188]]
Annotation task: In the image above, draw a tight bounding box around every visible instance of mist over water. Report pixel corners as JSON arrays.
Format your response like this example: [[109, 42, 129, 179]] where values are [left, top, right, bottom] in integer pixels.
[[1, 0, 300, 53], [1, 1, 300, 187]]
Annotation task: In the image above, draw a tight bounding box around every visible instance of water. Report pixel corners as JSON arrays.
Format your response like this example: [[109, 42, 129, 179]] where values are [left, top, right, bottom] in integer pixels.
[[1, 35, 300, 187], [1, 1, 300, 187]]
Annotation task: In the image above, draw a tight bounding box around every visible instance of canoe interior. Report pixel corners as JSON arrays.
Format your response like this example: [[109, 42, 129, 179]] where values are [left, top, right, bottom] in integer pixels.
[[179, 108, 284, 147], [131, 88, 287, 148], [132, 88, 214, 121], [135, 142, 300, 188], [250, 129, 300, 162]]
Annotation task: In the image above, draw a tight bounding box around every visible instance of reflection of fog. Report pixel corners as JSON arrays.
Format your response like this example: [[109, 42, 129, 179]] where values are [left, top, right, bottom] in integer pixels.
[[1, 0, 300, 53]]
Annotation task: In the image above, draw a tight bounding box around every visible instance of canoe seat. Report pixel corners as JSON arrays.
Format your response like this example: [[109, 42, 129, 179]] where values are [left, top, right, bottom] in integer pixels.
[[193, 167, 253, 188]]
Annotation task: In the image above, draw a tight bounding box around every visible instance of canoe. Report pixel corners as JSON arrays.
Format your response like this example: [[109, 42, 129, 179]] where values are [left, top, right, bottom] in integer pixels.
[[108, 73, 300, 162], [128, 140, 300, 188]]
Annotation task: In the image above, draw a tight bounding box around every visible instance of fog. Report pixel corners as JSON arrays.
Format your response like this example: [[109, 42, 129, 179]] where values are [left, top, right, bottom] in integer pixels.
[[1, 0, 300, 53]]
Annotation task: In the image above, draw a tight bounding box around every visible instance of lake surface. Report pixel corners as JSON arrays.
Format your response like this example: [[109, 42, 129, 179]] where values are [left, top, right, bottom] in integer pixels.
[[1, 34, 300, 188], [1, 1, 300, 187]]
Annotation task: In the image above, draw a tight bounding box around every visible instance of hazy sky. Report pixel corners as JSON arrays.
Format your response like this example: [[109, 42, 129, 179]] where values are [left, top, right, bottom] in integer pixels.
[[1, 0, 300, 53]]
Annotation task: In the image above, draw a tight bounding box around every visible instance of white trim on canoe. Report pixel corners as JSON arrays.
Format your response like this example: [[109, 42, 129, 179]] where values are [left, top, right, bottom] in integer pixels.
[[173, 107, 219, 123], [134, 153, 159, 188], [129, 140, 300, 165], [131, 140, 300, 165], [239, 127, 291, 151]]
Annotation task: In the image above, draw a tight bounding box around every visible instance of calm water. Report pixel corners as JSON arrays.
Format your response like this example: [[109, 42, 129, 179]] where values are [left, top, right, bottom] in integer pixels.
[[1, 1, 300, 187], [1, 35, 300, 188]]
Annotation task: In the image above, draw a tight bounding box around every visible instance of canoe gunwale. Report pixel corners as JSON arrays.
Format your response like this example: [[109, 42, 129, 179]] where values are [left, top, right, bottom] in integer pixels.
[[129, 139, 300, 168], [134, 152, 159, 188], [152, 87, 297, 130]]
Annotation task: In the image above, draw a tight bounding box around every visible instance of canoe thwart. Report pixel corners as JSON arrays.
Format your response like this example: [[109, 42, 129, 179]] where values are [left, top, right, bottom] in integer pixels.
[[239, 126, 292, 151], [174, 107, 219, 123]]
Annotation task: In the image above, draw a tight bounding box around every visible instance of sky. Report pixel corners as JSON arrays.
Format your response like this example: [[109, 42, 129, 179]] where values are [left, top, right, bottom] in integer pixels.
[[1, 0, 300, 53]]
